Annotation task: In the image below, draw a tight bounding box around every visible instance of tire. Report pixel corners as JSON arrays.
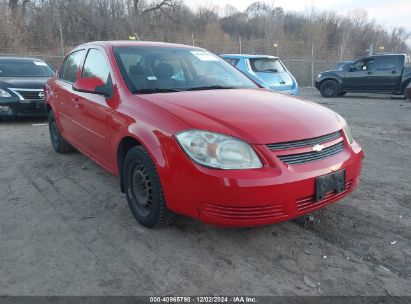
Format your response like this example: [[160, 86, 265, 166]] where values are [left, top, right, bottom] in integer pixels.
[[320, 80, 339, 97], [337, 91, 347, 96], [48, 110, 74, 153], [404, 84, 410, 100], [123, 146, 175, 228]]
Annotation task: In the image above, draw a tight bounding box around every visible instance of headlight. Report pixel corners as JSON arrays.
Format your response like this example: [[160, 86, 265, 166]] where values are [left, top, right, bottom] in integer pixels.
[[0, 89, 11, 98], [343, 124, 353, 144], [335, 113, 353, 144], [176, 130, 262, 169], [317, 73, 322, 79]]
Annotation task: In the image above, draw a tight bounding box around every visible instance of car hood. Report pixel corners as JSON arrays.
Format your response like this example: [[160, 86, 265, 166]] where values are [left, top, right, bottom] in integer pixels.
[[138, 89, 342, 144], [320, 69, 343, 75], [0, 77, 50, 89]]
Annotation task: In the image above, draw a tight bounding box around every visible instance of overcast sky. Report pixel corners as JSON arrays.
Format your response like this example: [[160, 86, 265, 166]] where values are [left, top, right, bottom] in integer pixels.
[[186, 0, 411, 47]]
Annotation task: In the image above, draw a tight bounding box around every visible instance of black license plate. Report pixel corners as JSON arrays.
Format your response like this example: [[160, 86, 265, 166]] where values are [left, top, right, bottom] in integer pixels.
[[315, 170, 346, 202]]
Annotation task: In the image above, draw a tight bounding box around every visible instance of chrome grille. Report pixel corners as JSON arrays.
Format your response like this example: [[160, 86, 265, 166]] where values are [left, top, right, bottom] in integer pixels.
[[278, 141, 344, 165], [267, 131, 342, 151], [12, 89, 44, 100]]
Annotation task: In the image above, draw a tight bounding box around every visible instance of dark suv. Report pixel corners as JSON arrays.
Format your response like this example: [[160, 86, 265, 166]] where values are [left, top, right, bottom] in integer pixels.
[[315, 54, 411, 98], [0, 57, 55, 118]]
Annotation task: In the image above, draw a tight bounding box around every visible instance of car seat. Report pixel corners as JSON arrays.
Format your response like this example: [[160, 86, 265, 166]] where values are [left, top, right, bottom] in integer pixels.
[[153, 63, 176, 89], [129, 64, 148, 90]]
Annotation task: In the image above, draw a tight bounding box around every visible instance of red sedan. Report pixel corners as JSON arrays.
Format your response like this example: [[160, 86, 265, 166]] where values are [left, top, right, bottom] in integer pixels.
[[45, 41, 363, 228]]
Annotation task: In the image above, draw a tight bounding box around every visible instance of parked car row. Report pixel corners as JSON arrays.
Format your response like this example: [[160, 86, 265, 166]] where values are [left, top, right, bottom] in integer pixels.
[[2, 51, 409, 123]]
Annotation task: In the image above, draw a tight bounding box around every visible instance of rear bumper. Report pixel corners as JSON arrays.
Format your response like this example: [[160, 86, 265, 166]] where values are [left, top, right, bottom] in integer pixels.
[[159, 137, 364, 228], [280, 87, 300, 96], [269, 85, 300, 96], [0, 100, 47, 117]]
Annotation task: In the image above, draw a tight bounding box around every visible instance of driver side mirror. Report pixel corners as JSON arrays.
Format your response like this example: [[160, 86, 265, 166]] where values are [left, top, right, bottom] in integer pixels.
[[348, 66, 356, 72], [73, 77, 112, 97]]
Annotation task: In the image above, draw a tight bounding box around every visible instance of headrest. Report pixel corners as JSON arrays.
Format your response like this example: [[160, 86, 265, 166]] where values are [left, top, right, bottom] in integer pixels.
[[129, 65, 145, 75], [153, 63, 174, 80]]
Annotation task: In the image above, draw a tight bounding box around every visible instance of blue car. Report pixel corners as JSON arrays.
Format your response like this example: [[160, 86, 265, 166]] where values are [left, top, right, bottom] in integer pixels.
[[220, 54, 300, 96]]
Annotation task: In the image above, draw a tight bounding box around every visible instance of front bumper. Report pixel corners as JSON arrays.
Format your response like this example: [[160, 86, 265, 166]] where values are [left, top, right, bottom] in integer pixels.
[[159, 137, 364, 228], [0, 100, 47, 117], [315, 81, 320, 89]]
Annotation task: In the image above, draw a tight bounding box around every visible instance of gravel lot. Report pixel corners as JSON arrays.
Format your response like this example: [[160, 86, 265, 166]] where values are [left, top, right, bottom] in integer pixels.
[[0, 89, 410, 296]]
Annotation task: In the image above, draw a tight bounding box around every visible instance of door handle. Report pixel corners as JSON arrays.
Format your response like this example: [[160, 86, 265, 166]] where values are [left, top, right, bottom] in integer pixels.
[[72, 98, 80, 109], [367, 71, 373, 75], [391, 71, 397, 74]]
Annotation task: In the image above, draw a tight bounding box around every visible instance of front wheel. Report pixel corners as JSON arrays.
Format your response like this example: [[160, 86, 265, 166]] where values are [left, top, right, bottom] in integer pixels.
[[404, 84, 410, 100], [48, 110, 74, 153], [123, 146, 175, 228], [320, 80, 339, 97]]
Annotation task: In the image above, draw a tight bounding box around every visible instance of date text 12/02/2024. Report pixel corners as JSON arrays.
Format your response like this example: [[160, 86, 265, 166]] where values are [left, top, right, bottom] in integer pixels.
[[149, 296, 257, 303]]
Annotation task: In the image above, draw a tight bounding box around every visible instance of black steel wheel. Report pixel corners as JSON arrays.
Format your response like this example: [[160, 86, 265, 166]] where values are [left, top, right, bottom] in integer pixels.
[[123, 145, 175, 228], [48, 110, 74, 153], [320, 80, 339, 98]]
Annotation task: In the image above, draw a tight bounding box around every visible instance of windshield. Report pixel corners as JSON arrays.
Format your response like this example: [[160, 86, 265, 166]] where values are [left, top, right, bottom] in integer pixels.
[[0, 60, 54, 77], [113, 46, 258, 93], [249, 58, 285, 73]]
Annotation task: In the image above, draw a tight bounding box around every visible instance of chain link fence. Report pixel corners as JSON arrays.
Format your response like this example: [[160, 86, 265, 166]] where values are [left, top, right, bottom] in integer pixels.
[[0, 34, 345, 87]]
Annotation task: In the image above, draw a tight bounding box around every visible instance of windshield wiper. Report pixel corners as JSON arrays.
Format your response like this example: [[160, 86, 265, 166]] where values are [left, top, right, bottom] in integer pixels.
[[132, 88, 182, 94], [184, 85, 235, 91]]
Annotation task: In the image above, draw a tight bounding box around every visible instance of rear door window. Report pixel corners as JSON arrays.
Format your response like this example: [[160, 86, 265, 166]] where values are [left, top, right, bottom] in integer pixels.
[[59, 50, 86, 83], [374, 56, 402, 70]]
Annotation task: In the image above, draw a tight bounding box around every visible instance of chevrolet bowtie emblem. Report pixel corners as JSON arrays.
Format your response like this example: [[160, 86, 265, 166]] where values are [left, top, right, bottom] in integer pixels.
[[312, 144, 324, 152]]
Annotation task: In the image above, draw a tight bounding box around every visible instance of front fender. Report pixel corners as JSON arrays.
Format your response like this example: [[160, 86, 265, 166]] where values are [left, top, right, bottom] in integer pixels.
[[112, 99, 191, 177]]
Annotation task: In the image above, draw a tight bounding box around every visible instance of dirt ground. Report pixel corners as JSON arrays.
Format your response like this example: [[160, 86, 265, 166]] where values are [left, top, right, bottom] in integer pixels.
[[0, 88, 410, 296]]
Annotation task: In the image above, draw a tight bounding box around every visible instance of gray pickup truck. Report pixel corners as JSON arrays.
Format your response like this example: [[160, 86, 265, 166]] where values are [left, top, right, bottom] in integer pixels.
[[315, 54, 411, 98]]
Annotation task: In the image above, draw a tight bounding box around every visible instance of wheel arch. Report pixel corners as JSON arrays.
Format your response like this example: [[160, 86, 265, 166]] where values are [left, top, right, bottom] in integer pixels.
[[402, 78, 411, 92], [116, 129, 168, 193], [319, 76, 342, 88], [117, 136, 143, 193]]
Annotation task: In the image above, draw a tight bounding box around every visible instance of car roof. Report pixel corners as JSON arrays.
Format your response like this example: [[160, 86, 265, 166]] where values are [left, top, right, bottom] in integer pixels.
[[371, 53, 406, 56], [0, 56, 46, 62], [75, 40, 204, 51], [221, 54, 279, 59]]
